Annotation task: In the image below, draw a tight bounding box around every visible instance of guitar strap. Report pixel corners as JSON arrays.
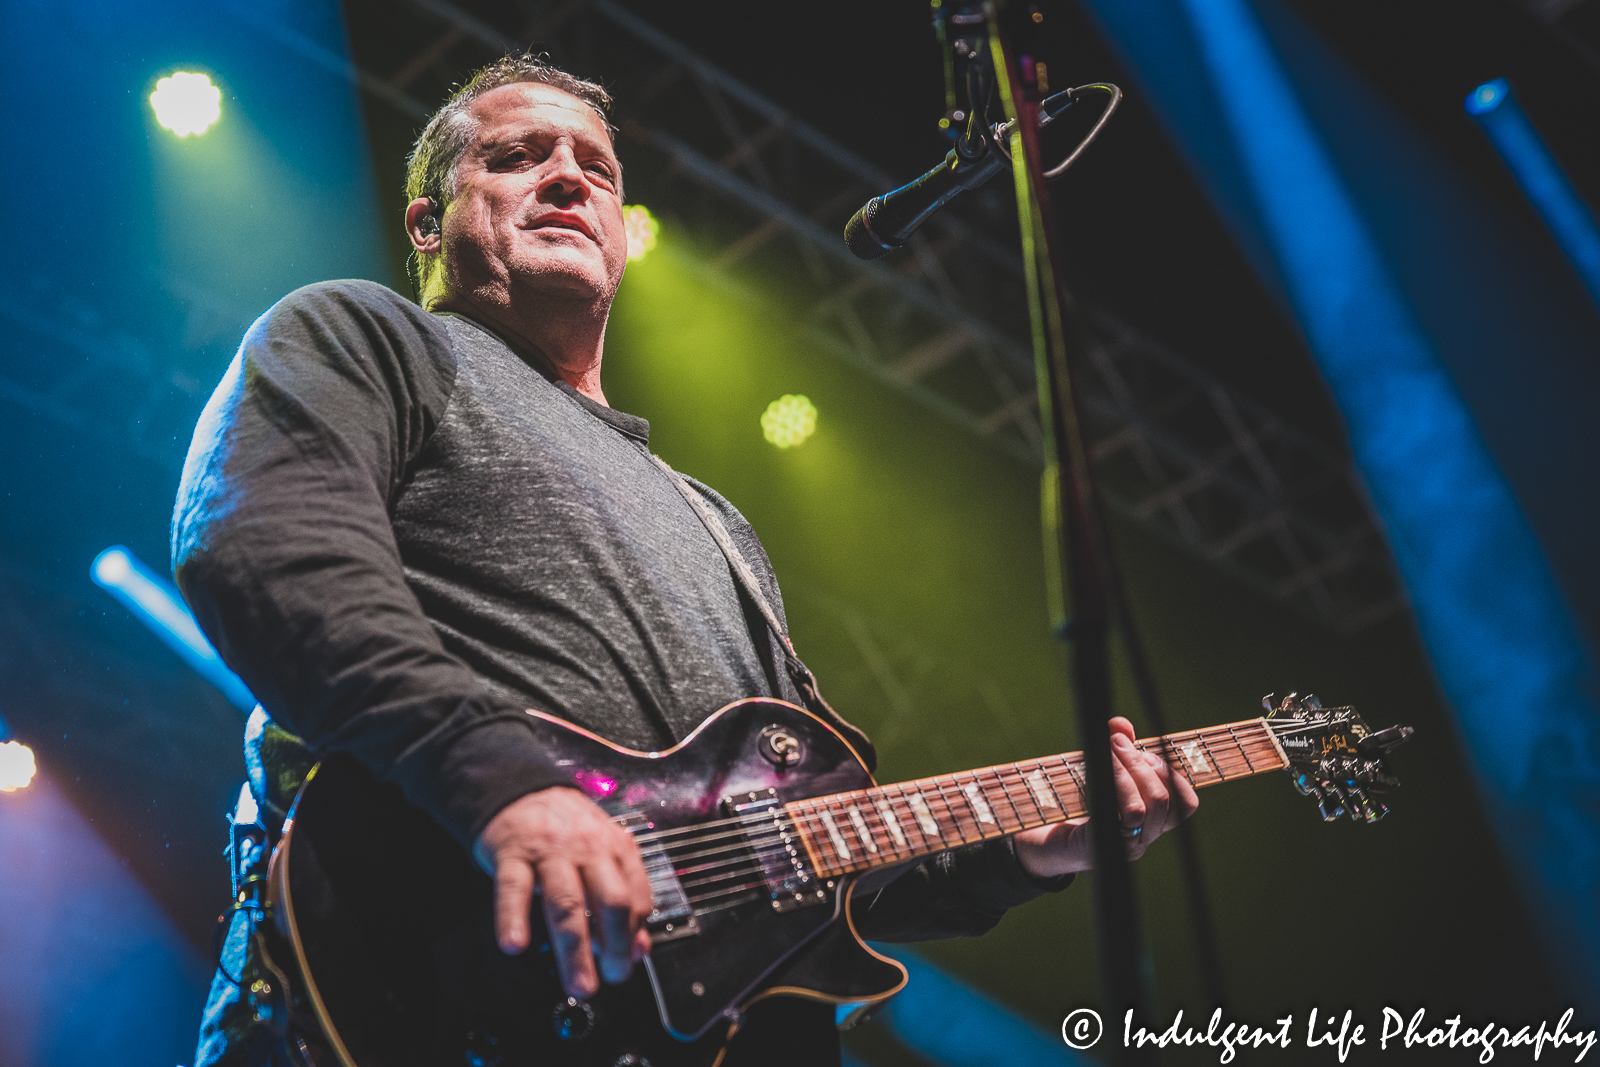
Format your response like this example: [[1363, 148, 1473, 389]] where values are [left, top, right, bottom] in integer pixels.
[[651, 454, 877, 772]]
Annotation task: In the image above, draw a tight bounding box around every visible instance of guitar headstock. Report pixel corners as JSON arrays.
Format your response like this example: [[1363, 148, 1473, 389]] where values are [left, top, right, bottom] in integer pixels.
[[1262, 693, 1414, 823]]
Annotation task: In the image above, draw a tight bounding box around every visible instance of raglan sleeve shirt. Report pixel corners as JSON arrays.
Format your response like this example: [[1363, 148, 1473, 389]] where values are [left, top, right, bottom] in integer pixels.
[[172, 279, 1067, 941], [171, 280, 572, 852]]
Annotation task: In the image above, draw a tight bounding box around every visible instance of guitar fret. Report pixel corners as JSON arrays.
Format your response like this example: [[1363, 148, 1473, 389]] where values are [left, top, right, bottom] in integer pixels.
[[1165, 732, 1204, 784], [1175, 731, 1203, 783], [1217, 728, 1251, 778], [922, 778, 956, 841], [956, 774, 988, 837], [1247, 723, 1285, 770], [1194, 730, 1226, 783], [906, 790, 944, 842], [860, 795, 896, 859], [955, 773, 994, 837], [818, 806, 850, 863], [847, 804, 878, 854], [1225, 724, 1256, 775], [876, 797, 907, 851], [1158, 735, 1191, 786], [1041, 760, 1071, 817], [1062, 757, 1089, 818], [790, 802, 823, 875], [1011, 767, 1036, 825], [959, 776, 998, 827], [983, 767, 1011, 829], [784, 715, 1306, 880], [1023, 763, 1055, 817], [991, 765, 1028, 831], [930, 777, 975, 844]]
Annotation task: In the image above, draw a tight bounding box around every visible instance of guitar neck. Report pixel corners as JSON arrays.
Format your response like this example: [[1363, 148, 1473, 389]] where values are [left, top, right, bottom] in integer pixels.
[[787, 717, 1290, 879]]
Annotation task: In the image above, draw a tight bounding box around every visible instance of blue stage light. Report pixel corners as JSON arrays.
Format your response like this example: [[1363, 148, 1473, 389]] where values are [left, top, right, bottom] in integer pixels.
[[1135, 0, 1600, 1003], [1467, 78, 1600, 312], [91, 546, 257, 713], [1465, 78, 1508, 116]]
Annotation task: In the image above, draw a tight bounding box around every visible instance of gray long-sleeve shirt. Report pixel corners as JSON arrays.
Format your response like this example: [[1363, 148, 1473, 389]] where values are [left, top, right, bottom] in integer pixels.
[[172, 279, 1064, 943]]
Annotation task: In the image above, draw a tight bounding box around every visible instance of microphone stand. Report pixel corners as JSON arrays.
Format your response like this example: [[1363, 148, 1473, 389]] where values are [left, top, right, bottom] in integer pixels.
[[979, 3, 1158, 1054]]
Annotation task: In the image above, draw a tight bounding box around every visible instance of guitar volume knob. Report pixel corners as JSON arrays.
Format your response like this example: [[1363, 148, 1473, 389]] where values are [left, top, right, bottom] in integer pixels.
[[759, 724, 804, 768], [553, 997, 597, 1042]]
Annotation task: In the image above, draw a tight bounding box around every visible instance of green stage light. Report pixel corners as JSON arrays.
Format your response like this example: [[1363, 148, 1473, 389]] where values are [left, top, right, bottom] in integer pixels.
[[624, 204, 659, 261], [761, 394, 818, 448], [150, 71, 221, 137]]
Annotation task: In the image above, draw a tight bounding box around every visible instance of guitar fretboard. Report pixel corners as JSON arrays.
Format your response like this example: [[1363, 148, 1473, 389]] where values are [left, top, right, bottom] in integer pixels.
[[786, 717, 1288, 878]]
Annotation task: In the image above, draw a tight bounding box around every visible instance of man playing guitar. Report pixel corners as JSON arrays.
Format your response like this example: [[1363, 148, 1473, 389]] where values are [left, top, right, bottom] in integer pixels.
[[176, 54, 1197, 1066]]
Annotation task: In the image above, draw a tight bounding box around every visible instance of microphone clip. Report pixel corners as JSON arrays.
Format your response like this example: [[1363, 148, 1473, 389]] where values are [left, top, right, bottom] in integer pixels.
[[842, 84, 1120, 262]]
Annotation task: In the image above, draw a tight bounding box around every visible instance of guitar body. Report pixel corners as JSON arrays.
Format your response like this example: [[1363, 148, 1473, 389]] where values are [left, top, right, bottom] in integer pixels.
[[269, 698, 908, 1067]]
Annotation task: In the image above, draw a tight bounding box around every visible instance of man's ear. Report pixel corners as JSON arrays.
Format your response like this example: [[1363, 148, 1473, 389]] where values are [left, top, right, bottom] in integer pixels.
[[405, 197, 443, 254]]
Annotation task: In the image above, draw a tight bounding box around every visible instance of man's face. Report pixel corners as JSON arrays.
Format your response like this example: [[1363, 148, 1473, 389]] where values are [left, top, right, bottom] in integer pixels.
[[438, 82, 626, 310]]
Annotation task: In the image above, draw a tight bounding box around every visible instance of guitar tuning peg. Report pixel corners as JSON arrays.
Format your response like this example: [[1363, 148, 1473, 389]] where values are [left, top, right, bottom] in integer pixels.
[[1305, 694, 1322, 710], [1317, 781, 1346, 821], [1366, 799, 1391, 823], [1344, 786, 1369, 822], [1262, 693, 1277, 714], [1358, 724, 1416, 753], [1292, 772, 1317, 797]]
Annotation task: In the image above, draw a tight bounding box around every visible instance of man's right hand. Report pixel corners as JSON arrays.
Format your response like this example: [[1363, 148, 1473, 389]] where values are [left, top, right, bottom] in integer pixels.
[[472, 788, 654, 999]]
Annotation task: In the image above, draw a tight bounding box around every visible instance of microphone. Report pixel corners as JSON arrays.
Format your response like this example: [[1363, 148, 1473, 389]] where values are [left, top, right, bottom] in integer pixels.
[[844, 139, 1008, 261], [843, 87, 1104, 261]]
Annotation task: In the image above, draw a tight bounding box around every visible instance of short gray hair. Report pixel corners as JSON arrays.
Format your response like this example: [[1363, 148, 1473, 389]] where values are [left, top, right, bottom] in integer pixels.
[[406, 53, 617, 210]]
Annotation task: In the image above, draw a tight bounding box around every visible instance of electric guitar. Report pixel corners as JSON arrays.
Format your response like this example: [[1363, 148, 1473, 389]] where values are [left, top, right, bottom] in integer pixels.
[[264, 692, 1412, 1066]]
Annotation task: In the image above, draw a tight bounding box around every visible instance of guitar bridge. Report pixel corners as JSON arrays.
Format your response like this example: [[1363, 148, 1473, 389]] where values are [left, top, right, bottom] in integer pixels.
[[725, 790, 828, 914], [618, 812, 701, 943]]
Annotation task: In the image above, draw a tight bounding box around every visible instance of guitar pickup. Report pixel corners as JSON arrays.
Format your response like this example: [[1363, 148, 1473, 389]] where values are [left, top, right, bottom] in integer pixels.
[[618, 812, 700, 943], [725, 790, 828, 913]]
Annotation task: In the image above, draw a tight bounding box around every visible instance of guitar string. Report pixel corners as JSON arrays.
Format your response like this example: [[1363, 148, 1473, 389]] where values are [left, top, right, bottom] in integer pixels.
[[625, 723, 1284, 849], [664, 739, 1284, 886], [622, 719, 1331, 905], [640, 734, 1283, 872], [681, 760, 1244, 898], [631, 728, 1288, 883], [650, 763, 1081, 864], [668, 748, 1292, 895]]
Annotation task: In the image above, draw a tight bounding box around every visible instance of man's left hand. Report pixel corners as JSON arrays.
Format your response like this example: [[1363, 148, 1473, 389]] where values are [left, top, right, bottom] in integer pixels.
[[1012, 716, 1199, 879]]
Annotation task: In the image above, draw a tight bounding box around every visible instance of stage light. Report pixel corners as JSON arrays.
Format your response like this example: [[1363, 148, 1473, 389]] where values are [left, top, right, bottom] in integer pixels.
[[761, 394, 818, 449], [1465, 78, 1508, 116], [1466, 77, 1600, 312], [92, 546, 257, 712], [0, 740, 35, 792], [150, 71, 221, 137], [624, 204, 659, 261]]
